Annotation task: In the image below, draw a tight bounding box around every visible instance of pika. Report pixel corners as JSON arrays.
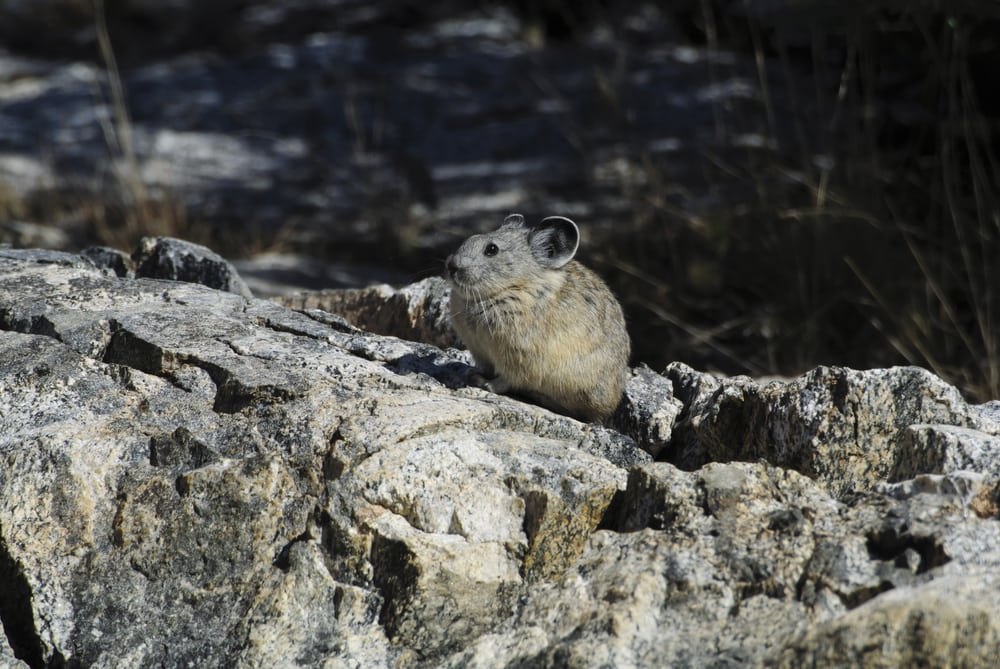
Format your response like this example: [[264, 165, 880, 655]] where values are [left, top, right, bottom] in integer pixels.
[[445, 213, 630, 422]]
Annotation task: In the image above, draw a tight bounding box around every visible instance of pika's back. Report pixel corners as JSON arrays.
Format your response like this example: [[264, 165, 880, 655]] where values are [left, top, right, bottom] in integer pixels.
[[446, 214, 630, 422]]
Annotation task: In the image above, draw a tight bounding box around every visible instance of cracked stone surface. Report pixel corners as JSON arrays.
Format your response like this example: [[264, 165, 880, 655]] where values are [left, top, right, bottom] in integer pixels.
[[446, 461, 1000, 667], [1, 242, 999, 668], [667, 361, 1000, 498], [0, 243, 646, 667]]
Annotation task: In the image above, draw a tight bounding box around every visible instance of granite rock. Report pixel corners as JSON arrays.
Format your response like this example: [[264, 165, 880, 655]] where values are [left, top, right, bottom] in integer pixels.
[[1, 245, 999, 668], [667, 362, 1000, 497]]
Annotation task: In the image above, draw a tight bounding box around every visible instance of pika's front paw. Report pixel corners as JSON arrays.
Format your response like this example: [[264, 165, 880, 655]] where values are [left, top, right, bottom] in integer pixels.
[[484, 375, 512, 395], [468, 371, 511, 395]]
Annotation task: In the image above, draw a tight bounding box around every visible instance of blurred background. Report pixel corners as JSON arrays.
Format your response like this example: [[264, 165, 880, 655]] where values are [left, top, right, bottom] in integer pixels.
[[0, 0, 997, 401]]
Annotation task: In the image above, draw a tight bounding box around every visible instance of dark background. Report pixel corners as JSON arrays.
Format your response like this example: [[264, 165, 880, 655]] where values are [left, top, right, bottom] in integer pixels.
[[0, 0, 997, 401]]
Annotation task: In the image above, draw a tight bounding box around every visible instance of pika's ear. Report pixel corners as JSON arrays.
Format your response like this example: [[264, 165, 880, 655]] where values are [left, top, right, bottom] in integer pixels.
[[529, 216, 580, 268], [503, 213, 526, 227]]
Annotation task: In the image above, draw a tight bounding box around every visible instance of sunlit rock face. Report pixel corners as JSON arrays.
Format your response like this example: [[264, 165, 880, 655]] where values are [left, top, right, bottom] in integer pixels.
[[1, 244, 999, 667]]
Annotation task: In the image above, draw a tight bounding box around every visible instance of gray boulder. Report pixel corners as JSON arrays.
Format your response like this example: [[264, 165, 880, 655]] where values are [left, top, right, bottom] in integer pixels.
[[132, 236, 253, 297], [0, 247, 646, 667], [668, 362, 1000, 497], [1, 247, 999, 668], [446, 459, 1000, 667]]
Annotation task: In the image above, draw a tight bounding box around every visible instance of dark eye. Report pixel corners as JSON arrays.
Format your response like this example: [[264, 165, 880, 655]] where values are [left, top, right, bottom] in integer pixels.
[[484, 243, 499, 257]]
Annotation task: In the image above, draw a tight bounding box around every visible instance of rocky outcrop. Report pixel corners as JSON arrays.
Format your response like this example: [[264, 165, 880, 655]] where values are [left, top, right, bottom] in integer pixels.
[[448, 463, 1000, 667], [1, 241, 999, 668], [666, 362, 1000, 498]]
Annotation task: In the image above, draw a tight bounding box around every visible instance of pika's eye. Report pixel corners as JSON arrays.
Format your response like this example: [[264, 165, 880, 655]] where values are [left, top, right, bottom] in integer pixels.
[[484, 243, 499, 257]]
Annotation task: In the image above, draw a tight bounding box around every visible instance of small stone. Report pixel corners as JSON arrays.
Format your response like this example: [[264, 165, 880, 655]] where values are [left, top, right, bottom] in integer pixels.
[[133, 236, 253, 297]]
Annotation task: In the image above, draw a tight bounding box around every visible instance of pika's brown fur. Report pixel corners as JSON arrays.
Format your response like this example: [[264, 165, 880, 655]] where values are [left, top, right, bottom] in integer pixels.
[[445, 214, 630, 422]]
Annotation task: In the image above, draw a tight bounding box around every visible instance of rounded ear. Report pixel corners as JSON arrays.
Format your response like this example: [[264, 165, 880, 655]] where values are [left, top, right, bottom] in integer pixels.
[[529, 216, 580, 268], [503, 213, 526, 227]]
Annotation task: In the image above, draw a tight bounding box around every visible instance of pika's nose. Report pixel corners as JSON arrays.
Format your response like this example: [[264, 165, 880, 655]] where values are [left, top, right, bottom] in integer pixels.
[[445, 255, 458, 277]]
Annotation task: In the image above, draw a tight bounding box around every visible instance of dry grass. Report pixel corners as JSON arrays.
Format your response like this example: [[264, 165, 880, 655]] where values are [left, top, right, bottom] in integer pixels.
[[88, 0, 198, 251], [840, 12, 999, 402], [579, 3, 998, 402]]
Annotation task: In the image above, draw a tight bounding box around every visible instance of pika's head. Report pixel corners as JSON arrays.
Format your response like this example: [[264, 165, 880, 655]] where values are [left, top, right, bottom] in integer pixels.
[[446, 214, 580, 297]]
